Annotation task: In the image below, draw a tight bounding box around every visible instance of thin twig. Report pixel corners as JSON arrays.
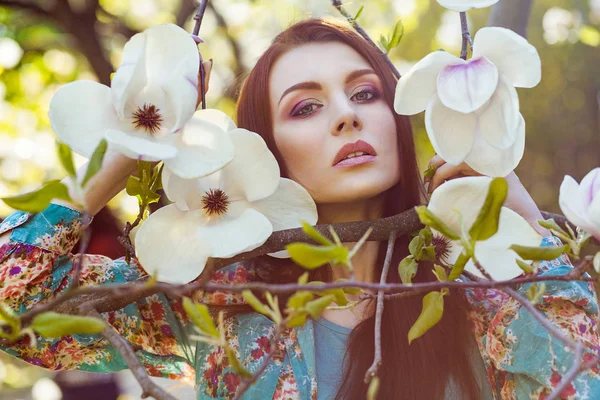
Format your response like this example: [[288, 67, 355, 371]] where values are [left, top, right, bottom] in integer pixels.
[[192, 0, 208, 36], [331, 0, 400, 79], [546, 343, 584, 400], [365, 231, 397, 383], [233, 324, 283, 400], [86, 308, 177, 400], [459, 12, 473, 60]]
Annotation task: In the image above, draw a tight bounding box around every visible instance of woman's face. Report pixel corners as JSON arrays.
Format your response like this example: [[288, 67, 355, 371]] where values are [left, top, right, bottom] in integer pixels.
[[269, 42, 400, 205]]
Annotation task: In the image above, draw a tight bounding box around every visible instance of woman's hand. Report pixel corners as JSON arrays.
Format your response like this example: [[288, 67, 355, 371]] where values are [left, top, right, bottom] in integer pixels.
[[425, 155, 550, 236]]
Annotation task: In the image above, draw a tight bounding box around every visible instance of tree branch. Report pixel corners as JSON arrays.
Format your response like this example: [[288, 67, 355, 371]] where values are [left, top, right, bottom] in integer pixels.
[[365, 231, 397, 383], [487, 0, 533, 38], [0, 0, 54, 19]]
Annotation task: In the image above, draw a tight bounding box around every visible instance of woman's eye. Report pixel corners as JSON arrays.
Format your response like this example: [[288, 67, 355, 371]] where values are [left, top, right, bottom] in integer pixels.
[[352, 88, 377, 102], [292, 103, 321, 117]]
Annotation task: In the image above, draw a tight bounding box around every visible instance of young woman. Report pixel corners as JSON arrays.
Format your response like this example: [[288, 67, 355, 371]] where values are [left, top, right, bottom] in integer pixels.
[[1, 18, 598, 400]]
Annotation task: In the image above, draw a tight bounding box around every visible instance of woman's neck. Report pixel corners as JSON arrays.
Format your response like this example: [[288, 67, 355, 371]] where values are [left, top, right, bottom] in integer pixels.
[[316, 194, 385, 283]]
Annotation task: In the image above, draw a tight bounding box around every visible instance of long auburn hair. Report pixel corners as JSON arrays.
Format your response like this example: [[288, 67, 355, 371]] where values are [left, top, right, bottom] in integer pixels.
[[235, 18, 481, 400]]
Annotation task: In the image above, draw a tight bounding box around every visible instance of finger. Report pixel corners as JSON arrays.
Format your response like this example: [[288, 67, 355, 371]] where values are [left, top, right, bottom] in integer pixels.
[[429, 154, 447, 170], [428, 162, 465, 194]]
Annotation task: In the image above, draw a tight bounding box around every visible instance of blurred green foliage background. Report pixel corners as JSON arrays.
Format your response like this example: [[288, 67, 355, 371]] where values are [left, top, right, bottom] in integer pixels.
[[0, 0, 598, 397]]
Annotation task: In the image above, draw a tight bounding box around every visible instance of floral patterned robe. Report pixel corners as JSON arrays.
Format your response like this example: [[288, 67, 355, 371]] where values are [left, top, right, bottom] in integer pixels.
[[0, 203, 599, 399]]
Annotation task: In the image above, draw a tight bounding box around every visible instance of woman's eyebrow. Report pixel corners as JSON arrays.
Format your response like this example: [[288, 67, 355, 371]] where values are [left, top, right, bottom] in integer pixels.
[[278, 68, 377, 106]]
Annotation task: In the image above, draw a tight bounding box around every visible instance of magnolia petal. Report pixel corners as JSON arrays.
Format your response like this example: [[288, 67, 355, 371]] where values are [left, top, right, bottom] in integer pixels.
[[162, 167, 205, 211], [194, 109, 237, 132], [428, 176, 493, 236], [105, 129, 177, 161], [437, 57, 499, 114], [221, 129, 280, 202], [198, 207, 273, 258], [268, 250, 291, 258], [49, 81, 120, 158], [473, 27, 541, 88], [425, 96, 477, 165], [464, 113, 525, 177], [578, 168, 600, 210], [113, 24, 199, 129], [559, 175, 596, 233], [251, 178, 318, 231], [587, 195, 600, 239], [394, 50, 460, 116], [469, 208, 542, 280], [477, 78, 520, 149], [437, 0, 498, 12], [162, 118, 235, 179], [134, 205, 210, 284]]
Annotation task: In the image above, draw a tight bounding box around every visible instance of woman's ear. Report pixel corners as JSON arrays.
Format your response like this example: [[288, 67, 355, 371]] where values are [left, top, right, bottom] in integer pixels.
[[196, 59, 213, 108]]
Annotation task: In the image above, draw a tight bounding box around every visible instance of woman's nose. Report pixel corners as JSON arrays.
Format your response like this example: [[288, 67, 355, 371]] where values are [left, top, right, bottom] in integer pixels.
[[331, 108, 364, 136]]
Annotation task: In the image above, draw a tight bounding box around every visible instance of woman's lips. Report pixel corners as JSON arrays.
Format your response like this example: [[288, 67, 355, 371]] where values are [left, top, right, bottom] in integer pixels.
[[333, 155, 377, 168]]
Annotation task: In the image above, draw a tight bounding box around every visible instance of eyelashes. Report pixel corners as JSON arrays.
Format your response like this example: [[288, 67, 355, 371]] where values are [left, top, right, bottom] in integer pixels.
[[290, 87, 382, 118]]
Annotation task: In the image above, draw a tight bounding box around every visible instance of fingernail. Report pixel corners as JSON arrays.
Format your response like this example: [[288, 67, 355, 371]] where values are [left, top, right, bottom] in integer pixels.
[[209, 58, 213, 66]]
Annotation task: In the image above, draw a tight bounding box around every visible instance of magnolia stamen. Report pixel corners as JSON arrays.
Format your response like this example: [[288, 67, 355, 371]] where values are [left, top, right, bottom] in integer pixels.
[[431, 234, 452, 264], [132, 103, 163, 134], [201, 188, 229, 216]]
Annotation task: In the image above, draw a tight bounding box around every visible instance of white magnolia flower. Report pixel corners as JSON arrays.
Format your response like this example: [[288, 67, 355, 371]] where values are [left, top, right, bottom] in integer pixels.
[[437, 0, 499, 12], [427, 176, 542, 280], [49, 24, 232, 178], [134, 127, 318, 284], [559, 168, 600, 241], [394, 27, 541, 177]]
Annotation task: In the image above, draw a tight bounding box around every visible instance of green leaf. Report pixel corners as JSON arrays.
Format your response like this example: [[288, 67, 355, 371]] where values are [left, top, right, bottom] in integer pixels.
[[126, 176, 144, 197], [409, 235, 425, 258], [408, 291, 445, 344], [2, 180, 71, 213], [538, 219, 569, 238], [31, 312, 105, 338], [225, 346, 252, 378], [286, 311, 308, 328], [419, 228, 433, 243], [321, 288, 349, 307], [354, 5, 364, 21], [509, 244, 569, 261], [57, 142, 76, 178], [287, 291, 314, 309], [516, 259, 535, 274], [468, 178, 508, 241], [336, 279, 362, 295], [423, 164, 436, 180], [150, 163, 164, 192], [182, 297, 219, 338], [242, 290, 273, 318], [367, 376, 380, 400], [302, 222, 333, 246], [526, 283, 546, 304], [447, 251, 470, 281], [388, 20, 405, 49], [415, 206, 459, 240], [420, 245, 437, 261], [379, 34, 389, 53], [287, 243, 348, 269], [298, 272, 310, 285], [81, 139, 107, 187], [398, 255, 418, 284], [305, 294, 335, 319], [432, 264, 447, 282]]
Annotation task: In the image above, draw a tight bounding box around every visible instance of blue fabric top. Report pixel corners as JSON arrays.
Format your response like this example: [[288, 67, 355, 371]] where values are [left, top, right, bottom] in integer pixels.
[[314, 317, 351, 400]]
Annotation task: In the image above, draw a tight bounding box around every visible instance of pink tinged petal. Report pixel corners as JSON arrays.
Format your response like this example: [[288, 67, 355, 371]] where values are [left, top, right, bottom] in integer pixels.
[[194, 109, 237, 132], [134, 205, 210, 284], [251, 178, 318, 231], [49, 81, 120, 158], [394, 50, 461, 116], [162, 118, 235, 179], [437, 57, 499, 114], [578, 167, 600, 210], [425, 96, 477, 165], [427, 176, 493, 236], [436, 0, 499, 12], [470, 208, 542, 280], [105, 129, 177, 161], [473, 27, 541, 88], [198, 207, 273, 259], [476, 78, 520, 149], [464, 113, 525, 177], [221, 129, 280, 202], [559, 175, 595, 233]]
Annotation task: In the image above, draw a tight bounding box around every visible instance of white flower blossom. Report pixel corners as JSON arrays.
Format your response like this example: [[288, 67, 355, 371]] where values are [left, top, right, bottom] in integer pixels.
[[437, 0, 499, 12], [134, 123, 318, 284], [394, 27, 541, 177], [427, 176, 542, 280], [559, 167, 600, 241]]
